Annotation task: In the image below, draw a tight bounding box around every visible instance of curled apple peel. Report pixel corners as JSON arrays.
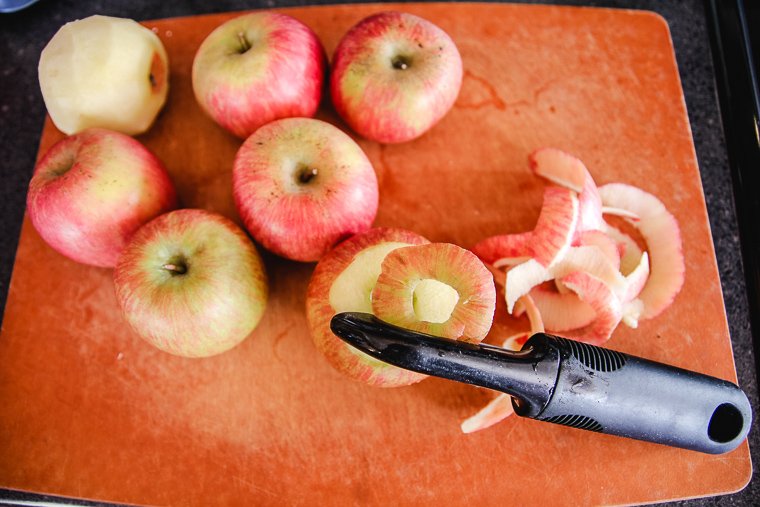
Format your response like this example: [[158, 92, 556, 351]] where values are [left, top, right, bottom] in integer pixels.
[[472, 148, 684, 350], [461, 394, 515, 434], [532, 187, 579, 267], [471, 231, 532, 265], [529, 284, 595, 331], [598, 183, 684, 319], [463, 149, 685, 433], [529, 148, 603, 236]]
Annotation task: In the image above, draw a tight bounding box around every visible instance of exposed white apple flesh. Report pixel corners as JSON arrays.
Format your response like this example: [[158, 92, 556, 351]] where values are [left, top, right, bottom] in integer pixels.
[[328, 241, 413, 312], [549, 246, 627, 296], [504, 259, 553, 313], [412, 279, 460, 323], [576, 174, 605, 235], [39, 15, 169, 135], [468, 149, 686, 386], [599, 183, 684, 319], [622, 299, 645, 328], [518, 294, 544, 334], [602, 206, 641, 221]]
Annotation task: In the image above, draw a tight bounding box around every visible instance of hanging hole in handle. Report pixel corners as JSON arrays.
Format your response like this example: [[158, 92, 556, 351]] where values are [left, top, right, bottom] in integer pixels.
[[708, 403, 744, 443]]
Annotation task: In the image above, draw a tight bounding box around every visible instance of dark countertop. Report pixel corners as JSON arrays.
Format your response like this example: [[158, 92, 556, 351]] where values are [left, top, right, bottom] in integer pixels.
[[0, 1, 756, 505]]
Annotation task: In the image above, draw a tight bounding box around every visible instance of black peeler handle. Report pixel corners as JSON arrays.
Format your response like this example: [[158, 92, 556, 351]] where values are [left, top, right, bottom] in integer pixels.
[[330, 312, 752, 454], [518, 333, 751, 454]]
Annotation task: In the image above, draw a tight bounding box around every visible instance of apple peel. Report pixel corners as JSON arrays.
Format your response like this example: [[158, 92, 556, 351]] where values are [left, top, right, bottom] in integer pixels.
[[561, 271, 623, 345], [460, 394, 515, 434], [529, 148, 603, 235], [528, 148, 585, 192], [598, 183, 684, 319], [532, 186, 579, 267], [529, 284, 596, 332], [575, 229, 620, 271], [602, 223, 644, 276], [471, 231, 533, 266], [501, 332, 531, 352], [623, 251, 650, 303]]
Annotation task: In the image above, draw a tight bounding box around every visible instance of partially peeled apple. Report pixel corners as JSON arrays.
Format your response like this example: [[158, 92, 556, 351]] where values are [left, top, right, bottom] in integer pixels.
[[306, 229, 497, 387], [38, 15, 169, 135], [306, 228, 430, 387]]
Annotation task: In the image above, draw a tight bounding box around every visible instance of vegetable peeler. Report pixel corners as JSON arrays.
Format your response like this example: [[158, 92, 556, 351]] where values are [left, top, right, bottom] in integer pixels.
[[330, 312, 752, 454]]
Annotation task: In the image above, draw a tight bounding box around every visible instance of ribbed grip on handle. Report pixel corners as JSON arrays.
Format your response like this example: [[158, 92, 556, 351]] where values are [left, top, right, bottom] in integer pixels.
[[514, 334, 752, 454]]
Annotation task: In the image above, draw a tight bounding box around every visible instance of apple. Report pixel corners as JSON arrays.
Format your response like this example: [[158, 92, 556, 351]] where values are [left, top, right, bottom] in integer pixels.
[[233, 117, 379, 262], [26, 128, 177, 268], [38, 15, 169, 135], [330, 11, 463, 143], [192, 12, 326, 139], [306, 227, 429, 387], [113, 209, 268, 358]]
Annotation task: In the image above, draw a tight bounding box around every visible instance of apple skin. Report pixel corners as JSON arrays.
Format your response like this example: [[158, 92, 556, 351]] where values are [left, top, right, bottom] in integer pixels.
[[330, 11, 463, 143], [114, 209, 268, 358], [26, 128, 177, 268], [38, 15, 169, 136], [192, 12, 326, 139], [306, 227, 429, 387], [233, 117, 379, 262]]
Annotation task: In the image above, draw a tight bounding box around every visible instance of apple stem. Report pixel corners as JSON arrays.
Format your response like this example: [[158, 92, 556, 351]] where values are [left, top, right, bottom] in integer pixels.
[[237, 32, 252, 53], [299, 167, 319, 184], [162, 263, 187, 275], [391, 55, 411, 70]]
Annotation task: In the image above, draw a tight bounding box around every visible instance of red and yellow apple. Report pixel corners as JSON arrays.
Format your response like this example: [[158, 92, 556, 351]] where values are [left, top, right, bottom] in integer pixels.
[[26, 128, 177, 268], [113, 209, 268, 358], [306, 227, 429, 386], [38, 15, 169, 135], [233, 117, 379, 262], [192, 12, 326, 138], [330, 11, 463, 143]]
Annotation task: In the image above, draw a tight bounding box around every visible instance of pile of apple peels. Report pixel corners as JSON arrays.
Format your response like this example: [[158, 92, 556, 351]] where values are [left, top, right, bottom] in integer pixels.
[[461, 147, 685, 433]]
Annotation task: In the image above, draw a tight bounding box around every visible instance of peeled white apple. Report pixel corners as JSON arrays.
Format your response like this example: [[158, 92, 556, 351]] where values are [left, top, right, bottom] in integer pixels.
[[38, 15, 169, 135]]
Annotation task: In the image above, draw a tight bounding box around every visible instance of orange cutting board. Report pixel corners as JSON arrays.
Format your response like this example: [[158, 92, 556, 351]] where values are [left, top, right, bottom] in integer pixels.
[[0, 3, 751, 506]]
